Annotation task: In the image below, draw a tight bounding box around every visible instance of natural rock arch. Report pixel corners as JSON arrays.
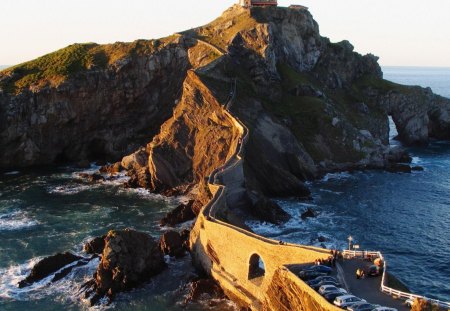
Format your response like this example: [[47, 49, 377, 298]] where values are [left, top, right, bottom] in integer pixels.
[[248, 253, 266, 282]]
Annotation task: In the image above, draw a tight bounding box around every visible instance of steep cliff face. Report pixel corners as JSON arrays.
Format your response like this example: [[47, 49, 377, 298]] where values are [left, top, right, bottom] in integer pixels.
[[146, 70, 241, 193], [2, 5, 450, 201], [0, 37, 214, 168]]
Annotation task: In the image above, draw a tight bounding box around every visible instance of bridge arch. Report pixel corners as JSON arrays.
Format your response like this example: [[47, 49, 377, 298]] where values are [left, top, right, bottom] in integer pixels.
[[248, 253, 266, 284]]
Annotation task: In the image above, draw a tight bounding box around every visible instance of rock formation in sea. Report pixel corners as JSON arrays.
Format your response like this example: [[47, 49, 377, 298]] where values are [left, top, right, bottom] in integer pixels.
[[82, 229, 166, 304], [2, 3, 450, 307]]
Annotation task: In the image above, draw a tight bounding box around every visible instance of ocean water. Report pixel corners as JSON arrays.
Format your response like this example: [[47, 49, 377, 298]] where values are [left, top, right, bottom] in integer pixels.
[[0, 166, 235, 310], [248, 67, 450, 302]]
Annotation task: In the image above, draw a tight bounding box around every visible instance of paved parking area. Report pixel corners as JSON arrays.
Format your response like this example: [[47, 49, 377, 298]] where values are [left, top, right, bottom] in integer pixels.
[[338, 259, 409, 310]]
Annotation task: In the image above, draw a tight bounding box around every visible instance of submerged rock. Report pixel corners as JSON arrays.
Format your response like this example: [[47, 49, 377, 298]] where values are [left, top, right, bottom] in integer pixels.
[[301, 207, 317, 220], [18, 252, 82, 288], [386, 164, 412, 174], [184, 278, 226, 303], [83, 229, 166, 304], [159, 230, 189, 258]]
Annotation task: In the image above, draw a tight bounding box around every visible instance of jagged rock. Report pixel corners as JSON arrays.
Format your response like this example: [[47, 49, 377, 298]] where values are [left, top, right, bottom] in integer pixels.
[[100, 162, 122, 175], [318, 236, 327, 243], [125, 167, 152, 188], [386, 147, 412, 164], [386, 164, 412, 174], [301, 208, 317, 220], [412, 166, 424, 171], [121, 148, 148, 171], [84, 229, 166, 304], [160, 200, 196, 226], [184, 278, 226, 303], [84, 236, 106, 255], [78, 173, 105, 183], [247, 191, 290, 224], [159, 230, 188, 258], [18, 252, 82, 288]]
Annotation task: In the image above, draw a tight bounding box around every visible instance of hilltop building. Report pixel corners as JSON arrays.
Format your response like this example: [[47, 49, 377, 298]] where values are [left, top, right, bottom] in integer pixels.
[[239, 0, 278, 7]]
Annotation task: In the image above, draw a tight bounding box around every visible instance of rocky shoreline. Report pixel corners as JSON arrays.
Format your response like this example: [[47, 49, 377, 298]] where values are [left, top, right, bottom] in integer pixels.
[[3, 4, 450, 308]]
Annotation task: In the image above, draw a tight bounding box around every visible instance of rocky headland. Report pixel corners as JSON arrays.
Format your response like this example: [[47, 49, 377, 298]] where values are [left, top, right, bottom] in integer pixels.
[[3, 3, 450, 309]]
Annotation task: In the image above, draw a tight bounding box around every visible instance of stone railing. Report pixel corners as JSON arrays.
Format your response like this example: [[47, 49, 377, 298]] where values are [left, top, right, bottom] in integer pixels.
[[190, 72, 341, 310], [342, 250, 450, 309]]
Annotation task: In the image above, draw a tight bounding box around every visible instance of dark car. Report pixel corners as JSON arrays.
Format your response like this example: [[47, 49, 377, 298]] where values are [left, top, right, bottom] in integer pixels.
[[305, 265, 333, 274], [298, 270, 327, 280], [311, 280, 341, 290], [323, 291, 346, 303], [347, 302, 380, 311], [307, 276, 338, 286]]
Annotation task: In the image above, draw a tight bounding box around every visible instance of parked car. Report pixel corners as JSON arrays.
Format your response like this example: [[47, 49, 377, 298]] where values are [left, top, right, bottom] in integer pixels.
[[307, 276, 338, 286], [306, 265, 333, 274], [372, 307, 398, 311], [319, 285, 347, 295], [323, 291, 347, 303], [311, 280, 341, 290], [299, 270, 327, 280], [333, 295, 366, 308], [347, 302, 380, 311]]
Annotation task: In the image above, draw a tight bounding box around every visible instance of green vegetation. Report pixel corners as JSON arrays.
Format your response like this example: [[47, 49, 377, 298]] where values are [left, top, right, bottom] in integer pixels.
[[0, 38, 178, 94], [188, 10, 257, 50], [355, 75, 414, 94]]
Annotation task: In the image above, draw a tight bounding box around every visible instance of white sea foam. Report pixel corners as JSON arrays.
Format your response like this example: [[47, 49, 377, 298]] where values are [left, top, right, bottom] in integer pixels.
[[0, 210, 39, 231], [0, 255, 99, 303], [320, 172, 354, 182], [4, 171, 20, 175], [47, 183, 100, 195]]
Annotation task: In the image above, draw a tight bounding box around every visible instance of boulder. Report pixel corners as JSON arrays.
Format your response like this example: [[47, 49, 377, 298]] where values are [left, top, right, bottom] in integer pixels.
[[160, 200, 196, 226], [78, 173, 105, 183], [125, 167, 152, 189], [412, 166, 424, 171], [301, 208, 317, 220], [184, 278, 226, 303], [159, 230, 187, 258], [84, 235, 106, 255], [247, 191, 291, 224], [18, 252, 82, 288], [318, 236, 327, 242], [84, 229, 166, 304], [386, 164, 412, 174], [99, 162, 122, 175], [386, 147, 412, 164]]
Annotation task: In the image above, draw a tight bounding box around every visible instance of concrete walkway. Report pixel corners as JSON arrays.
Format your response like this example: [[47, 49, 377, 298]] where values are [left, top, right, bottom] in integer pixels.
[[338, 259, 409, 310]]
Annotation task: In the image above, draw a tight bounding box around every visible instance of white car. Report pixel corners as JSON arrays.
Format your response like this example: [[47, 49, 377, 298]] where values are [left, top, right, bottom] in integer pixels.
[[372, 307, 398, 311], [333, 295, 367, 308], [318, 284, 347, 295]]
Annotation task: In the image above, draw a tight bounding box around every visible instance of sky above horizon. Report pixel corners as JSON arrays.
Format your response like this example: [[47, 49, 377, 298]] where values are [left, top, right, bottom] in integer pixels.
[[1, 0, 449, 67]]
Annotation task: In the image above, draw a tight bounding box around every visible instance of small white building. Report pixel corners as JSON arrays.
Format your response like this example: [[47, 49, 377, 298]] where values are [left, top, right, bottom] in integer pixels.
[[239, 0, 278, 7]]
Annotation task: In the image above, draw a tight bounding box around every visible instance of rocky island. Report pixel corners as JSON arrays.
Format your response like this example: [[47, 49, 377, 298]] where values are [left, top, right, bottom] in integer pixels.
[[1, 3, 450, 310]]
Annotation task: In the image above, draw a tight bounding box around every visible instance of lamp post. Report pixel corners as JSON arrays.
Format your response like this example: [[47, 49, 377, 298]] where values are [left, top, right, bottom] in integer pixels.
[[348, 235, 353, 250]]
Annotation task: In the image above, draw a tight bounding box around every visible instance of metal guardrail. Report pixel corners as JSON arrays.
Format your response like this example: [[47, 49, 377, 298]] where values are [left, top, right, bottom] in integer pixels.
[[342, 250, 450, 309]]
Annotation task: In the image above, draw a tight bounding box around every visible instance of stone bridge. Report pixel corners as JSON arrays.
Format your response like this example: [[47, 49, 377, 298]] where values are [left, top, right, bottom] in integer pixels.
[[189, 77, 341, 310]]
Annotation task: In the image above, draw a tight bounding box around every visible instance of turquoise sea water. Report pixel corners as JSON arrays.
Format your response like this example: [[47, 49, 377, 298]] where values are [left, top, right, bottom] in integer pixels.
[[0, 167, 235, 310], [248, 67, 450, 302]]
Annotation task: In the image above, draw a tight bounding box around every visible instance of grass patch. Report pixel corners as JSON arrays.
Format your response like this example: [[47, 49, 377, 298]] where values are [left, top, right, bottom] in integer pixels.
[[0, 38, 178, 94]]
